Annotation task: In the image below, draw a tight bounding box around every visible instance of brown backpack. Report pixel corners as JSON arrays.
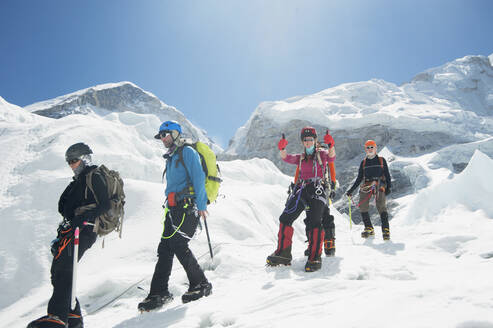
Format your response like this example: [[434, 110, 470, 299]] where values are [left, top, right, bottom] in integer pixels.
[[82, 165, 125, 237]]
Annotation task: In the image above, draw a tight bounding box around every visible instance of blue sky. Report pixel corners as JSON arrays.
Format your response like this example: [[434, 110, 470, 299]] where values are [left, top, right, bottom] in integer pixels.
[[1, 0, 492, 147]]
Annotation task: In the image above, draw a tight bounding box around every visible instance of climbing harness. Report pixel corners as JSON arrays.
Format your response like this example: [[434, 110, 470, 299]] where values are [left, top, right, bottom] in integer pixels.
[[161, 201, 198, 240]]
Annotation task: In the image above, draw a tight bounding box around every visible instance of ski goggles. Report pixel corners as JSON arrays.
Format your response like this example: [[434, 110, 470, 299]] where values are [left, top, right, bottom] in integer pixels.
[[67, 158, 80, 165], [303, 138, 315, 142], [365, 146, 375, 150]]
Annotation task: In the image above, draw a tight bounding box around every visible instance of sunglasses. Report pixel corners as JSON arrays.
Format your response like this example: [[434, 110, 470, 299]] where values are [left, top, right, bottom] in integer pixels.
[[158, 130, 172, 138], [303, 138, 315, 142], [67, 159, 80, 165], [366, 146, 375, 150]]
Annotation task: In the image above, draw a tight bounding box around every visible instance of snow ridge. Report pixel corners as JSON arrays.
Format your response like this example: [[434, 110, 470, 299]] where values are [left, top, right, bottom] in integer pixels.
[[24, 82, 222, 152]]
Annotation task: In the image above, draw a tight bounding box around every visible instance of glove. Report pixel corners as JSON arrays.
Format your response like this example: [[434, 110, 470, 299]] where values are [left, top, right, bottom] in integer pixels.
[[278, 133, 288, 150], [50, 238, 60, 257], [385, 187, 391, 196], [324, 130, 334, 147]]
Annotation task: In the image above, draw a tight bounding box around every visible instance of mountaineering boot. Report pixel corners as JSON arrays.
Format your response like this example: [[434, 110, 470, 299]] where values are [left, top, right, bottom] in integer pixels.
[[267, 223, 294, 266], [138, 292, 174, 312], [67, 313, 83, 328], [361, 227, 375, 238], [182, 280, 212, 304], [266, 246, 292, 266], [305, 228, 324, 272], [380, 212, 390, 240], [324, 227, 335, 256], [27, 315, 67, 328], [324, 238, 336, 256], [305, 256, 322, 272], [67, 300, 83, 328], [361, 212, 374, 238], [382, 228, 390, 240]]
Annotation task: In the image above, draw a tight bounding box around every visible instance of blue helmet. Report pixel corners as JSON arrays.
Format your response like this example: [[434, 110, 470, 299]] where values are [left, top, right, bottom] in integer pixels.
[[154, 120, 182, 139]]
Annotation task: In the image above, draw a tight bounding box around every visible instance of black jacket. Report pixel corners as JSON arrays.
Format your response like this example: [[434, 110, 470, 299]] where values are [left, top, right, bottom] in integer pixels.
[[58, 165, 110, 230], [348, 155, 391, 194]]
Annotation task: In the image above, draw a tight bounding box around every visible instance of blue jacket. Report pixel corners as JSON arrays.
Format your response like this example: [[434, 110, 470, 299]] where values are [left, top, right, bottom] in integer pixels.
[[165, 145, 207, 211]]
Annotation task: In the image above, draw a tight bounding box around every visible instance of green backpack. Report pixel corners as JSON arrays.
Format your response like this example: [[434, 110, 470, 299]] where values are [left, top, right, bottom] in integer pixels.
[[175, 141, 222, 204]]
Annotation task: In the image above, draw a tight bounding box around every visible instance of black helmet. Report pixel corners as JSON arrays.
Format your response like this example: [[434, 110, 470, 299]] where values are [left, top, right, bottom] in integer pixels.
[[65, 143, 93, 163], [300, 126, 317, 140]]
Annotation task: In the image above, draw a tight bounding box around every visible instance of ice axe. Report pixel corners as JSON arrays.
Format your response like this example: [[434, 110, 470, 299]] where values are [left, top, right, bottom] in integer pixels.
[[71, 227, 80, 310], [203, 217, 214, 260]]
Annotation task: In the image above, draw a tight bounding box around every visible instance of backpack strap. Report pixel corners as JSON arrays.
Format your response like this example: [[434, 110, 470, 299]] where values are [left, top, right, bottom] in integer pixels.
[[316, 150, 325, 177], [378, 156, 385, 182], [176, 145, 194, 183], [85, 167, 100, 204], [173, 145, 197, 200]]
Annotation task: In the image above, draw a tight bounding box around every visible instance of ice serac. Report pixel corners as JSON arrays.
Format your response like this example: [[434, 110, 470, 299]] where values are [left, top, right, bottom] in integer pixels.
[[24, 82, 222, 152]]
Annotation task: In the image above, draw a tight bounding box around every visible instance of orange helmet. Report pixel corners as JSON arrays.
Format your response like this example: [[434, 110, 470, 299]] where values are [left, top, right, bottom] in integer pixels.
[[364, 140, 377, 148]]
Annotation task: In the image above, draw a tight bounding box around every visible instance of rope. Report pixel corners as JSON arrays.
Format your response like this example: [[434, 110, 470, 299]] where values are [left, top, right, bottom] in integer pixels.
[[357, 187, 375, 208], [161, 204, 188, 240], [85, 241, 273, 315], [283, 184, 304, 214]]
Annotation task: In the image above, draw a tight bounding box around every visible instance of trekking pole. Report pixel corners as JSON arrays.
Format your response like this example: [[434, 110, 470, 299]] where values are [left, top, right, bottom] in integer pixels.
[[71, 227, 80, 310], [203, 217, 214, 260]]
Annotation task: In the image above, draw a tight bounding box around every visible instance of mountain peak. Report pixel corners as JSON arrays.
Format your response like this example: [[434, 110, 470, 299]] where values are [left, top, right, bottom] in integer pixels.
[[24, 81, 166, 117], [22, 82, 223, 152]]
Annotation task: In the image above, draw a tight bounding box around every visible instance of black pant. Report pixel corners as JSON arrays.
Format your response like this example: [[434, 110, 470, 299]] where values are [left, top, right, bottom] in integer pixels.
[[321, 206, 335, 239], [305, 206, 335, 240], [149, 204, 206, 296], [280, 182, 326, 230], [48, 229, 97, 322]]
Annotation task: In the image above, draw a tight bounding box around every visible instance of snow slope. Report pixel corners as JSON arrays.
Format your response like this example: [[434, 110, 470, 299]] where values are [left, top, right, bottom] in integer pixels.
[[1, 97, 493, 327]]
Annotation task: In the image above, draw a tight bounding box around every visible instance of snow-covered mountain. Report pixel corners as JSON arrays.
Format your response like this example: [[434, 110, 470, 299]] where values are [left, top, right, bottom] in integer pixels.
[[224, 54, 493, 222], [24, 82, 222, 153], [226, 54, 493, 160], [1, 95, 493, 327]]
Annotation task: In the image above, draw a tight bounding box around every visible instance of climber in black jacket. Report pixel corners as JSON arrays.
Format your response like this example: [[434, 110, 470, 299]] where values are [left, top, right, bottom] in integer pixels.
[[28, 143, 110, 328], [347, 140, 392, 240]]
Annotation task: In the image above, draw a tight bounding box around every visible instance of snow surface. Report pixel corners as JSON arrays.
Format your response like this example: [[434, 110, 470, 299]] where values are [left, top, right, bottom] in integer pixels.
[[1, 97, 493, 327]]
